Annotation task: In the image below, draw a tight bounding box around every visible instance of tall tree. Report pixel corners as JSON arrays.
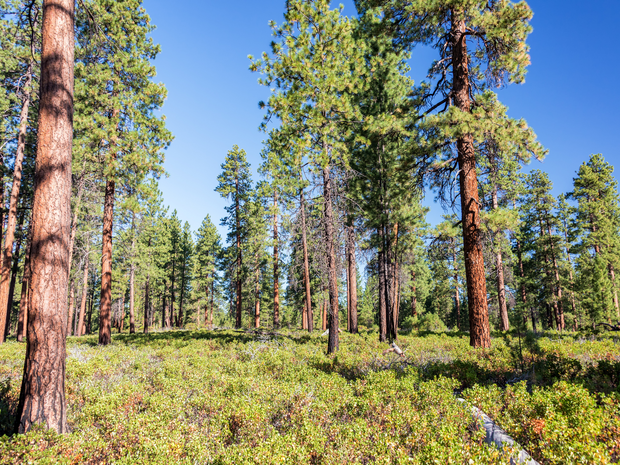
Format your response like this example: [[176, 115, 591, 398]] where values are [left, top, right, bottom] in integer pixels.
[[216, 145, 252, 329], [360, 0, 541, 347], [14, 0, 74, 434], [194, 215, 220, 329]]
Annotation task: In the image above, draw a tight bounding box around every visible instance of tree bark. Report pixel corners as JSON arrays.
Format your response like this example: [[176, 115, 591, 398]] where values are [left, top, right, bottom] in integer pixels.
[[128, 214, 136, 333], [235, 167, 242, 329], [210, 279, 214, 328], [300, 188, 313, 332], [77, 240, 89, 336], [492, 186, 509, 331], [378, 227, 387, 342], [609, 264, 620, 319], [5, 216, 24, 337], [0, 63, 33, 342], [347, 224, 358, 334], [143, 274, 150, 334], [98, 178, 114, 345], [17, 222, 34, 342], [254, 266, 260, 328], [410, 268, 417, 318], [14, 0, 74, 433], [323, 165, 339, 353], [451, 13, 490, 348], [452, 242, 461, 331], [273, 190, 280, 329]]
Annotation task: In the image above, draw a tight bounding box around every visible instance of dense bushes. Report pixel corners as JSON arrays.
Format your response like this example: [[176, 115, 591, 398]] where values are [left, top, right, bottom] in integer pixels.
[[0, 329, 619, 464]]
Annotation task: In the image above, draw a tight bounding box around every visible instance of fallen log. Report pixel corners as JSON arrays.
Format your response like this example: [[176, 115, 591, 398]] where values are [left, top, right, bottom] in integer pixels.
[[457, 398, 539, 465]]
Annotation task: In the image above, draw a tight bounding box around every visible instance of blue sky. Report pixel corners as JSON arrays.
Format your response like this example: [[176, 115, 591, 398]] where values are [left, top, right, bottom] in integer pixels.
[[143, 0, 620, 235]]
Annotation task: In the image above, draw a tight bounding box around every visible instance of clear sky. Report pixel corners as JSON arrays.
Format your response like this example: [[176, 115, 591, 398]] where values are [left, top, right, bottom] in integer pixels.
[[143, 0, 620, 236]]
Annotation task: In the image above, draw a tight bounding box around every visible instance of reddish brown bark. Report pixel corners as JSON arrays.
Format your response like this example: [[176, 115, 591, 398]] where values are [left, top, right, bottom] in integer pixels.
[[128, 215, 136, 333], [77, 241, 89, 336], [0, 64, 33, 342], [300, 189, 313, 332], [323, 166, 339, 353], [254, 267, 260, 328], [5, 217, 24, 337], [17, 223, 34, 342], [98, 178, 114, 345], [410, 268, 417, 319], [347, 224, 358, 334], [273, 190, 280, 329], [452, 243, 461, 331], [235, 168, 242, 329], [14, 0, 75, 433], [609, 264, 620, 319], [451, 13, 490, 348], [378, 227, 387, 342], [143, 274, 150, 334], [491, 186, 509, 331]]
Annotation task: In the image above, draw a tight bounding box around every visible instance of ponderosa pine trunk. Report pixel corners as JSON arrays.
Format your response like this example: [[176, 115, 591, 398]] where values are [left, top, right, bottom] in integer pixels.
[[608, 264, 620, 319], [143, 274, 150, 334], [545, 220, 565, 330], [14, 0, 75, 433], [210, 280, 214, 328], [77, 241, 89, 336], [98, 178, 114, 345], [162, 280, 168, 328], [0, 63, 33, 342], [5, 216, 24, 337], [235, 168, 242, 329], [378, 227, 387, 342], [128, 215, 136, 333], [323, 165, 339, 353], [204, 274, 210, 328], [255, 267, 260, 328], [452, 242, 461, 331], [492, 186, 509, 331], [451, 13, 490, 348], [390, 224, 399, 340], [17, 222, 34, 342], [273, 190, 280, 329], [410, 268, 417, 319], [300, 189, 313, 332], [347, 224, 358, 334]]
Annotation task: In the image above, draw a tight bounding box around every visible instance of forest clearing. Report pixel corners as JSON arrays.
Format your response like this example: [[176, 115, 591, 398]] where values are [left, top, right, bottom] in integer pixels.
[[0, 0, 619, 463]]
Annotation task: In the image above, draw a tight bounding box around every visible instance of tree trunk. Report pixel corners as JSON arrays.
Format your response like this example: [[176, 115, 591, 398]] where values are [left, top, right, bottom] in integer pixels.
[[177, 267, 185, 328], [143, 274, 150, 334], [254, 266, 260, 328], [390, 223, 399, 340], [451, 13, 490, 348], [0, 63, 33, 342], [17, 222, 34, 342], [5, 213, 25, 337], [300, 188, 313, 332], [347, 224, 358, 334], [273, 190, 280, 329], [609, 264, 620, 319], [129, 215, 136, 333], [492, 186, 509, 331], [235, 169, 242, 329], [321, 295, 327, 331], [410, 268, 418, 319], [210, 279, 214, 328], [452, 245, 461, 331], [14, 0, 74, 433], [77, 241, 89, 336], [66, 281, 75, 337], [323, 165, 339, 353], [162, 280, 168, 328], [98, 179, 114, 345], [378, 227, 387, 342], [204, 274, 210, 328]]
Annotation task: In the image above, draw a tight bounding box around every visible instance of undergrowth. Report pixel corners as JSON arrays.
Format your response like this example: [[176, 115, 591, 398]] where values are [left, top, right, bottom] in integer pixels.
[[0, 329, 618, 464]]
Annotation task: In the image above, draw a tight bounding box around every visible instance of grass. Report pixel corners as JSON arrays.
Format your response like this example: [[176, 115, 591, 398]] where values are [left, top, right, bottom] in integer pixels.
[[0, 328, 619, 464]]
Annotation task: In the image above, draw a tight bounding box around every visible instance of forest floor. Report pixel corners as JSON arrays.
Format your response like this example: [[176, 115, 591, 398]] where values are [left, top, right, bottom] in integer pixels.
[[0, 328, 619, 464]]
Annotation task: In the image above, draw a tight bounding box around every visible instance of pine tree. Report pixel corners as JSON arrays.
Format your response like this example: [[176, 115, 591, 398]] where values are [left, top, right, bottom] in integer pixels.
[[194, 215, 221, 328], [216, 145, 253, 328], [570, 154, 620, 324], [73, 0, 172, 345]]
